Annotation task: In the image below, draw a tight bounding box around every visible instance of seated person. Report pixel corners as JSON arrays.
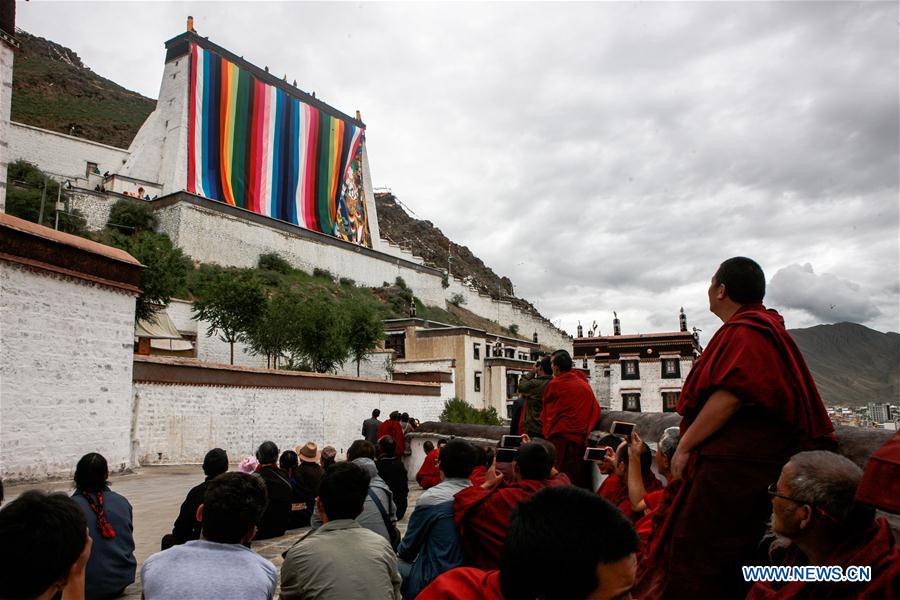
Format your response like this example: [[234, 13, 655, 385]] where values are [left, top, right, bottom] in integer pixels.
[[320, 445, 337, 469], [281, 462, 401, 599], [454, 441, 559, 570], [295, 442, 325, 500], [71, 452, 136, 600], [626, 428, 681, 545], [279, 450, 314, 529], [593, 433, 625, 499], [376, 436, 410, 519], [419, 485, 641, 600], [162, 448, 228, 549], [142, 473, 277, 600], [611, 439, 662, 521], [747, 450, 900, 599], [416, 438, 446, 490], [469, 445, 494, 487], [253, 441, 293, 539], [0, 490, 92, 600], [398, 439, 479, 599]]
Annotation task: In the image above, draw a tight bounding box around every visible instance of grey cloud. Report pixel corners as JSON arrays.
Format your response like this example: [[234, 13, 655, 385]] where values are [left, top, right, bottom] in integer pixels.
[[768, 263, 882, 323]]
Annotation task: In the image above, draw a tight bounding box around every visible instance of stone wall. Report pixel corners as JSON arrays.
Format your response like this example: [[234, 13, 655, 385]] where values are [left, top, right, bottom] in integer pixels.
[[7, 121, 130, 181], [0, 41, 15, 212]]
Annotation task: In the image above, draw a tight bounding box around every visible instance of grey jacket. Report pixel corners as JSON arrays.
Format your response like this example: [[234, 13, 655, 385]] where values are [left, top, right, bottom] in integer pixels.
[[310, 458, 397, 543]]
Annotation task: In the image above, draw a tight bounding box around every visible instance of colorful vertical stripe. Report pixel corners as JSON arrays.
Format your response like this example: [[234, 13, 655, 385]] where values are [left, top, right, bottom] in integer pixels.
[[187, 44, 370, 246]]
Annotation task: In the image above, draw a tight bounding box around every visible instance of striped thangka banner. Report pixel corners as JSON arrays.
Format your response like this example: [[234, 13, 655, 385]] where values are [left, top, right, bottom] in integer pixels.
[[187, 43, 371, 246]]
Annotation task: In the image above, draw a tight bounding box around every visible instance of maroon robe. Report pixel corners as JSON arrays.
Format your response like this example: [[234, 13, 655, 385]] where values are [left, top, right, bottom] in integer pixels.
[[416, 447, 442, 489], [613, 471, 663, 522], [636, 304, 836, 600], [454, 479, 549, 570], [746, 518, 900, 600], [541, 370, 601, 489], [417, 567, 503, 600], [469, 465, 488, 487], [597, 473, 623, 501], [376, 418, 405, 456]]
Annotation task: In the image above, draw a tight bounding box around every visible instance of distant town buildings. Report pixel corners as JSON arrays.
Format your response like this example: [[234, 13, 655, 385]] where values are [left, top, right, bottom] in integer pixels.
[[867, 402, 894, 424]]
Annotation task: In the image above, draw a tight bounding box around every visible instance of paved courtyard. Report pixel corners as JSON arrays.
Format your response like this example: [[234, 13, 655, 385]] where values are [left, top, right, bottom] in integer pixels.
[[4, 465, 422, 599]]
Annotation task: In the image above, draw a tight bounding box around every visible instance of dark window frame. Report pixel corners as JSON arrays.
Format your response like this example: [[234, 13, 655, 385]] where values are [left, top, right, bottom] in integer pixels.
[[474, 371, 482, 392], [662, 358, 681, 379], [662, 391, 679, 412], [622, 393, 642, 412], [621, 360, 640, 380], [473, 343, 481, 360]]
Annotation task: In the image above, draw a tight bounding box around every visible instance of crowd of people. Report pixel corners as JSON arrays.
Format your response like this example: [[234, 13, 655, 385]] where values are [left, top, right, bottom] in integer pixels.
[[1, 257, 898, 600]]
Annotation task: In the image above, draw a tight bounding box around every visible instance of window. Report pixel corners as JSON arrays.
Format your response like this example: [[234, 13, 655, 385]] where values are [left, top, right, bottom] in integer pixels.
[[662, 392, 680, 412], [623, 393, 641, 412], [582, 358, 589, 369], [85, 161, 99, 177], [474, 371, 482, 392], [384, 333, 405, 359], [473, 343, 481, 360], [505, 348, 515, 359], [621, 360, 640, 380], [662, 358, 681, 379], [603, 369, 611, 378], [519, 352, 528, 361]]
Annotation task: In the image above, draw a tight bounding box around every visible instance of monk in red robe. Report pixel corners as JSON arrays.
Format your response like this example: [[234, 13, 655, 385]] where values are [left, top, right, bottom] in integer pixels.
[[376, 411, 405, 457], [613, 439, 663, 522], [416, 567, 503, 600], [416, 439, 446, 489], [453, 442, 557, 570], [593, 433, 625, 499], [626, 427, 680, 546], [541, 350, 601, 489], [636, 257, 836, 599], [746, 450, 900, 599]]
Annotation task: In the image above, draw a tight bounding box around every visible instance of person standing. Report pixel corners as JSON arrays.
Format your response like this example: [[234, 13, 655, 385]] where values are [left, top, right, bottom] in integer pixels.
[[253, 441, 293, 540], [362, 409, 382, 445], [377, 412, 406, 456], [517, 356, 552, 438], [636, 257, 836, 599]]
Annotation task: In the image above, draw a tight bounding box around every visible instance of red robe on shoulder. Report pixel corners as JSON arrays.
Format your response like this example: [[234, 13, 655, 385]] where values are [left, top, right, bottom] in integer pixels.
[[635, 304, 836, 600], [376, 419, 405, 456], [417, 567, 503, 600], [597, 473, 623, 501], [454, 479, 549, 570], [634, 488, 665, 544], [416, 447, 442, 489], [613, 472, 663, 522], [469, 465, 487, 487], [541, 370, 600, 489], [746, 518, 900, 600]]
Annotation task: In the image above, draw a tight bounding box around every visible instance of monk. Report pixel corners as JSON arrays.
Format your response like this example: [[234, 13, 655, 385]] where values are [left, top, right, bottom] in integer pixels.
[[453, 442, 557, 570], [421, 486, 641, 600], [613, 438, 662, 522], [468, 446, 494, 487], [416, 439, 446, 490], [376, 411, 405, 457], [626, 428, 680, 546], [746, 451, 900, 599], [636, 257, 836, 599], [541, 349, 601, 489], [594, 433, 625, 500]]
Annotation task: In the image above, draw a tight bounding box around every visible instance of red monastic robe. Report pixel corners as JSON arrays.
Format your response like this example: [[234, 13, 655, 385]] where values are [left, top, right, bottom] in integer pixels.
[[469, 465, 488, 487], [597, 473, 623, 501], [635, 304, 836, 600], [376, 418, 405, 457], [634, 488, 665, 544], [613, 472, 663, 522], [417, 567, 503, 600], [416, 447, 442, 489], [541, 370, 600, 489], [454, 479, 549, 571], [746, 518, 900, 600]]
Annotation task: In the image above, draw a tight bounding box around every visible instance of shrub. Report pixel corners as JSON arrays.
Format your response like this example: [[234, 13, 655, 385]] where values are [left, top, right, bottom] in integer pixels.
[[313, 267, 335, 281], [449, 293, 466, 307], [441, 271, 450, 289], [395, 276, 408, 290], [106, 199, 158, 233], [258, 252, 292, 274], [508, 324, 520, 335], [439, 397, 502, 426], [339, 277, 355, 287]]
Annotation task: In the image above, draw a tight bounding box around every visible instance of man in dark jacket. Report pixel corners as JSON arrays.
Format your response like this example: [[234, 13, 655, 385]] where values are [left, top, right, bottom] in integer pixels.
[[161, 448, 229, 549], [254, 441, 293, 539], [376, 436, 409, 519], [517, 356, 552, 438], [362, 409, 382, 445]]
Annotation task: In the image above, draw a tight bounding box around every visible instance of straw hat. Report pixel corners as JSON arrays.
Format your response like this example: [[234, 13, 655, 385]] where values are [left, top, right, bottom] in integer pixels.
[[296, 441, 321, 463]]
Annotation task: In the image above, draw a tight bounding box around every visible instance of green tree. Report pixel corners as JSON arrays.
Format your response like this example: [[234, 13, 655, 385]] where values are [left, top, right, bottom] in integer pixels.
[[193, 272, 265, 364], [257, 252, 292, 274], [290, 291, 349, 373], [107, 230, 191, 322], [346, 301, 385, 376], [439, 397, 502, 425], [245, 289, 304, 368], [6, 160, 86, 234], [106, 199, 159, 234]]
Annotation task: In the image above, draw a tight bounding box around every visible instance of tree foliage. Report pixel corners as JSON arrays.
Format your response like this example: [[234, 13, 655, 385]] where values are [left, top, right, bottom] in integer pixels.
[[439, 397, 503, 426], [5, 160, 86, 234], [245, 289, 304, 368], [106, 199, 159, 234], [257, 252, 292, 274], [290, 291, 350, 373], [192, 272, 265, 364], [346, 301, 385, 376]]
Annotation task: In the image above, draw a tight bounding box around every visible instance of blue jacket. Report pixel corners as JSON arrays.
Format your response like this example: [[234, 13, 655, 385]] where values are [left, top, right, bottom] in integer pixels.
[[397, 478, 471, 599], [72, 487, 136, 600]]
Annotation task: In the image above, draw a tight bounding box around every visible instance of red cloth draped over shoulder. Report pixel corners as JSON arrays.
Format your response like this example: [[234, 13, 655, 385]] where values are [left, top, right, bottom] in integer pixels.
[[612, 473, 663, 522], [469, 465, 487, 487], [746, 518, 900, 599], [376, 419, 405, 456], [676, 304, 835, 446], [540, 370, 601, 443], [856, 432, 900, 514], [417, 567, 503, 600], [416, 447, 442, 489], [597, 473, 622, 500], [454, 480, 548, 570], [634, 488, 666, 545]]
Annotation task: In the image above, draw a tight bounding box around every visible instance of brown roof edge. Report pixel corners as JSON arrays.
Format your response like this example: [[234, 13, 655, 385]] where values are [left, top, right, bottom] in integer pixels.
[[0, 214, 142, 293], [132, 355, 442, 396]]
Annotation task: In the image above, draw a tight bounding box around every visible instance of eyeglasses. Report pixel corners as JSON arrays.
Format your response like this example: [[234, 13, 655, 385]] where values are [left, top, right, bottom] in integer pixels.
[[767, 483, 806, 505]]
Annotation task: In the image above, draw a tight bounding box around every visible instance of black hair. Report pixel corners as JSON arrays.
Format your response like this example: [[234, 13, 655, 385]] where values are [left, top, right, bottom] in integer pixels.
[[401, 412, 410, 422], [347, 439, 376, 461], [473, 445, 495, 468], [0, 490, 87, 599], [256, 441, 279, 465], [279, 450, 299, 474], [437, 438, 448, 447], [516, 442, 554, 481], [423, 440, 435, 454], [538, 356, 552, 375], [597, 434, 624, 449], [551, 350, 573, 372], [202, 448, 229, 479], [201, 472, 268, 544], [74, 452, 109, 493], [378, 436, 397, 457], [617, 442, 653, 476], [439, 439, 479, 479], [319, 462, 369, 520], [713, 257, 766, 303], [501, 486, 640, 600], [390, 411, 401, 420], [372, 408, 381, 418]]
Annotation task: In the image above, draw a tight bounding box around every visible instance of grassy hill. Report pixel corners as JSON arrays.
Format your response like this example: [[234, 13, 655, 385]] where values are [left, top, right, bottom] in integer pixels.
[[789, 322, 900, 407], [11, 30, 155, 148]]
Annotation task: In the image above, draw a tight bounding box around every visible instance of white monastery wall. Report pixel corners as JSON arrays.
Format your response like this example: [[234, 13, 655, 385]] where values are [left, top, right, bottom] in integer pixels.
[[132, 382, 445, 464], [607, 357, 694, 413], [7, 122, 130, 181], [0, 263, 137, 481], [0, 42, 14, 212], [333, 349, 394, 380]]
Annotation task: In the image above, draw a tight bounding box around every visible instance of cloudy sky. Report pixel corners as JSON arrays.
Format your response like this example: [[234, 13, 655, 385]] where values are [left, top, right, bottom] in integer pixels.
[[18, 2, 898, 342]]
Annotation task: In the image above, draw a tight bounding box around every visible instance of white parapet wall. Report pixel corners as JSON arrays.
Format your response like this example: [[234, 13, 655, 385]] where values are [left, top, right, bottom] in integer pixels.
[[131, 356, 448, 464]]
